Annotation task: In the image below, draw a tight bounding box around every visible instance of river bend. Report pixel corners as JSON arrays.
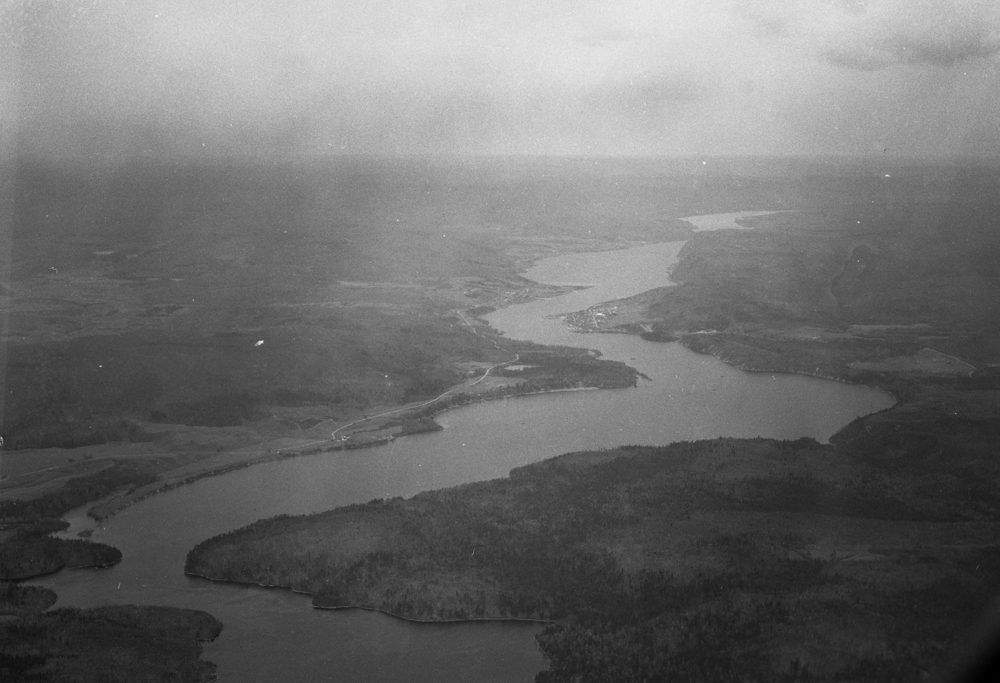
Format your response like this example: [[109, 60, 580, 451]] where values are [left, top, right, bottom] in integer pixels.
[[35, 213, 894, 682]]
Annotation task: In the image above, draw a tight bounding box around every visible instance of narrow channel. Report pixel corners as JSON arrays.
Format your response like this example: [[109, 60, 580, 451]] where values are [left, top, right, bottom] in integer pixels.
[[34, 214, 894, 682]]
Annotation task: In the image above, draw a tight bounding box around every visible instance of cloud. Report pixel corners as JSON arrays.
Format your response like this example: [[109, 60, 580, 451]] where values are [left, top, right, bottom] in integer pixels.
[[9, 0, 999, 159], [885, 23, 1000, 67], [736, 0, 1000, 70], [822, 47, 891, 71], [576, 27, 642, 48], [583, 74, 698, 121], [833, 0, 1000, 70]]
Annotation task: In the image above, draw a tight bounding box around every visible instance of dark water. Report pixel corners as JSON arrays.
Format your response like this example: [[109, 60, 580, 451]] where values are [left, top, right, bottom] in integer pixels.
[[35, 225, 894, 682]]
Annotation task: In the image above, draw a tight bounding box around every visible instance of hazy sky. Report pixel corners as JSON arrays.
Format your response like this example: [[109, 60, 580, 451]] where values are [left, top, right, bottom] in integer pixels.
[[4, 0, 1000, 159]]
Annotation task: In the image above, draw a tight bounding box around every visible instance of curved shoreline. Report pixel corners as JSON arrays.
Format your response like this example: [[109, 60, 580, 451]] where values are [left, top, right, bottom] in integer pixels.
[[2, 557, 121, 582], [83, 383, 610, 523], [568, 326, 899, 401], [64, 234, 687, 528], [76, 223, 895, 527], [81, 230, 897, 525], [676, 336, 898, 391], [183, 570, 553, 626]]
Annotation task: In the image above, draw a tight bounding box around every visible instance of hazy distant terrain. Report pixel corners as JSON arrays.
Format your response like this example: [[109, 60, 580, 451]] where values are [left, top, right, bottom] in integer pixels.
[[2, 154, 865, 458], [3, 157, 703, 452], [8, 157, 990, 451]]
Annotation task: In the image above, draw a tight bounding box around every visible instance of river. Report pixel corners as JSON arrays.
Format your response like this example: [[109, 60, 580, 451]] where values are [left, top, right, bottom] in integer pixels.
[[34, 213, 894, 682]]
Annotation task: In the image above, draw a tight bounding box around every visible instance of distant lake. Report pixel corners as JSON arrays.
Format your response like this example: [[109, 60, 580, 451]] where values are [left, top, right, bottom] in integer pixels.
[[36, 214, 894, 682]]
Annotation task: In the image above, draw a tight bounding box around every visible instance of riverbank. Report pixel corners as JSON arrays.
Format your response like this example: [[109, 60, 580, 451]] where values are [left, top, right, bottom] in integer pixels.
[[185, 567, 552, 625], [82, 342, 639, 523], [0, 311, 641, 531], [183, 413, 1000, 681]]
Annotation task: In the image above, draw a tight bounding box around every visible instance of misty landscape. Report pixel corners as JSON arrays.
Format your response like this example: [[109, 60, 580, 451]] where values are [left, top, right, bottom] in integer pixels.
[[2, 2, 1000, 682]]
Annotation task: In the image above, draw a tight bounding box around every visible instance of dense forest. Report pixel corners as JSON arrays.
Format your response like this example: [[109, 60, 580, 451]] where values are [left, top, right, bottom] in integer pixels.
[[0, 459, 168, 579], [0, 605, 222, 683], [0, 583, 57, 616], [0, 535, 121, 580]]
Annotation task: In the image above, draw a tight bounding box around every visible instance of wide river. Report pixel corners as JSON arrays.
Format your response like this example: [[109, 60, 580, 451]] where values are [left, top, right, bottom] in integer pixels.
[[35, 213, 894, 682]]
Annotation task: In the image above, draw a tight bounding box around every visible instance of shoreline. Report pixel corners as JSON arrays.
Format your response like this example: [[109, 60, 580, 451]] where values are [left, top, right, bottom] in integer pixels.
[[83, 382, 611, 524], [20, 238, 649, 529], [2, 557, 121, 583], [183, 570, 553, 626], [59, 219, 890, 530], [81, 298, 896, 525], [60, 223, 894, 533], [571, 325, 900, 399]]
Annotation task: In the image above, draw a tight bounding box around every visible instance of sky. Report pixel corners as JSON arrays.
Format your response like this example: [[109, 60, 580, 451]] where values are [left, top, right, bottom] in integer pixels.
[[3, 0, 1000, 159]]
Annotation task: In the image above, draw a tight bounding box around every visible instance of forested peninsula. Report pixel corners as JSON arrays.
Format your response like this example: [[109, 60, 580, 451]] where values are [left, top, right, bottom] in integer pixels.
[[187, 404, 1000, 682], [185, 193, 1000, 682]]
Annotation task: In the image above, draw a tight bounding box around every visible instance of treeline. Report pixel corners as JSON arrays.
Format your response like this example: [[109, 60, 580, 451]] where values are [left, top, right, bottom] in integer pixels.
[[0, 583, 57, 616], [493, 350, 642, 389], [0, 459, 160, 580], [0, 299, 500, 449], [679, 331, 921, 384], [141, 340, 637, 432], [0, 535, 121, 580], [1, 341, 165, 450], [395, 352, 641, 423], [396, 417, 444, 435], [149, 392, 266, 428], [0, 605, 222, 683], [0, 459, 159, 521], [3, 418, 155, 452]]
